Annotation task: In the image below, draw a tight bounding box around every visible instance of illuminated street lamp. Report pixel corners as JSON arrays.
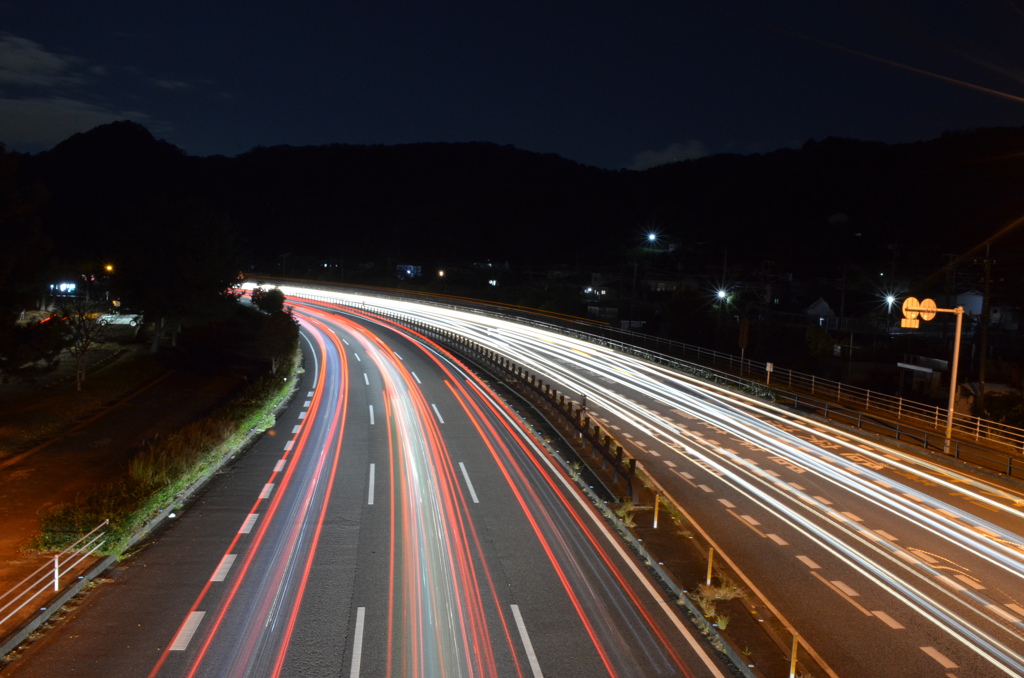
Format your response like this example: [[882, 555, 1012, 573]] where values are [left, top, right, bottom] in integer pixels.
[[900, 297, 964, 454], [885, 295, 896, 333]]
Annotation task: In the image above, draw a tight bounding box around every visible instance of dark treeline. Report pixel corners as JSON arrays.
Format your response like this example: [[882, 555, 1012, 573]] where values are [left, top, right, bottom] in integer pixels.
[[7, 120, 1024, 406], [13, 120, 1024, 282]]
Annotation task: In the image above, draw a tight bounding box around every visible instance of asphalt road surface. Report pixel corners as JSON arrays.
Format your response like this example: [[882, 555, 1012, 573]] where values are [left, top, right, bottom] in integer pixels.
[[4, 303, 725, 678], [276, 285, 1024, 678]]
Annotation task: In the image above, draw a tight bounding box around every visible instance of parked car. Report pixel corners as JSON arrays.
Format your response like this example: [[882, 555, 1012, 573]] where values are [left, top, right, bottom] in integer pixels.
[[97, 312, 142, 327]]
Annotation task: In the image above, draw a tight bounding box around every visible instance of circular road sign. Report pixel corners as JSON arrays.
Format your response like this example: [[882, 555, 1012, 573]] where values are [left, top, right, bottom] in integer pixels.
[[902, 296, 920, 319], [919, 298, 937, 322]]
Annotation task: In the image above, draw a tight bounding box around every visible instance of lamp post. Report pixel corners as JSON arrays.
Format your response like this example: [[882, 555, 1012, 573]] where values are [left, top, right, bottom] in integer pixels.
[[900, 297, 964, 455]]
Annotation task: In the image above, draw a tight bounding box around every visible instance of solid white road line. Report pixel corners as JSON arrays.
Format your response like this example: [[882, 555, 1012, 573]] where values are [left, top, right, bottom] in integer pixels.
[[239, 514, 259, 534], [459, 462, 479, 503], [170, 611, 206, 651], [211, 554, 237, 582], [349, 607, 366, 678], [510, 605, 543, 678], [368, 464, 375, 505]]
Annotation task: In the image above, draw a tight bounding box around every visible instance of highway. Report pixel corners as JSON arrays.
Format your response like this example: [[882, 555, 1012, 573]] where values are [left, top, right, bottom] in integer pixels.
[[278, 286, 1024, 678], [5, 302, 723, 677]]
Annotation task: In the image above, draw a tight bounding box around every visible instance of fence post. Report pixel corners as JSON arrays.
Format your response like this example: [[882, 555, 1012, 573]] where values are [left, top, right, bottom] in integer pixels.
[[53, 556, 59, 591]]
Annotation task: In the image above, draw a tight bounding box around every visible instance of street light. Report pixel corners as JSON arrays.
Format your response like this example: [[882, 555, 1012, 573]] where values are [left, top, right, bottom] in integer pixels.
[[900, 297, 964, 454], [885, 295, 896, 333]]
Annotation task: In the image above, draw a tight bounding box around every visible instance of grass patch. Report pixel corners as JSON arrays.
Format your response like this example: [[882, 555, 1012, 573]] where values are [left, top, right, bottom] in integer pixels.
[[32, 349, 300, 555]]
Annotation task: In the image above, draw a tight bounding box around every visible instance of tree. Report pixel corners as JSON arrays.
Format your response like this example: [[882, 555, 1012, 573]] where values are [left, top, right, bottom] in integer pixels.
[[251, 286, 285, 314], [54, 296, 109, 391], [0, 146, 53, 379], [255, 309, 299, 375]]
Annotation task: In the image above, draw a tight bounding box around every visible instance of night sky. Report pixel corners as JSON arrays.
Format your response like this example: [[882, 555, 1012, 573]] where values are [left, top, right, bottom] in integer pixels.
[[4, 1, 1024, 170]]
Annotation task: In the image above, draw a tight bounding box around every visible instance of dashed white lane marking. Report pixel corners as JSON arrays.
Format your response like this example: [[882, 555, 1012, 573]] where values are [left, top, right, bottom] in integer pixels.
[[170, 611, 206, 651], [459, 462, 479, 503], [768, 533, 789, 546], [275, 459, 286, 472], [511, 605, 544, 678], [741, 515, 761, 526], [921, 646, 957, 669], [349, 607, 366, 678], [369, 405, 375, 425], [368, 464, 375, 505], [718, 499, 735, 508], [797, 555, 821, 569], [211, 554, 237, 582], [363, 373, 369, 385], [307, 391, 314, 397], [680, 471, 694, 480], [841, 512, 863, 522], [663, 459, 676, 467], [831, 580, 859, 597], [394, 351, 403, 360], [341, 339, 349, 346], [912, 550, 939, 564], [1006, 603, 1024, 616], [788, 482, 805, 491], [239, 514, 258, 534], [284, 440, 294, 451], [872, 610, 904, 629], [812, 572, 872, 616], [935, 575, 967, 591], [875, 530, 898, 541], [259, 483, 274, 499], [432, 404, 445, 424], [954, 574, 985, 590], [698, 484, 714, 493], [411, 371, 421, 384], [987, 604, 1020, 623], [299, 411, 306, 419], [303, 400, 311, 407], [813, 496, 833, 505], [292, 425, 301, 434], [353, 353, 361, 362]]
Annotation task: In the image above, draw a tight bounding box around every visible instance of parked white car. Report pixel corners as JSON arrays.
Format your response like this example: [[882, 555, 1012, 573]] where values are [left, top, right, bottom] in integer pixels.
[[97, 312, 142, 327]]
